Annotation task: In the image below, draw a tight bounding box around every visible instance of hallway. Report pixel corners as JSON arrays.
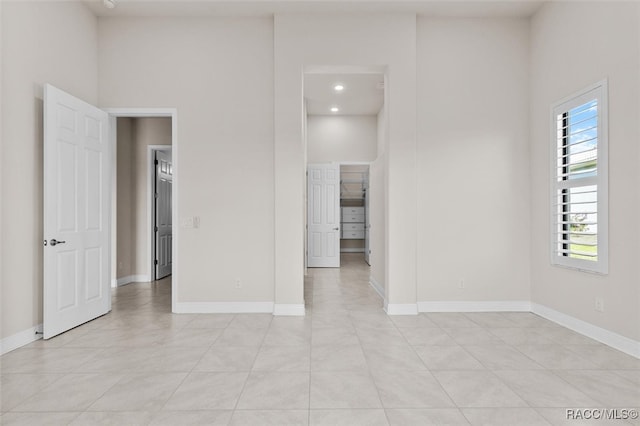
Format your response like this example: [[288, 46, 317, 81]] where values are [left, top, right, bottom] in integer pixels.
[[1, 254, 638, 425]]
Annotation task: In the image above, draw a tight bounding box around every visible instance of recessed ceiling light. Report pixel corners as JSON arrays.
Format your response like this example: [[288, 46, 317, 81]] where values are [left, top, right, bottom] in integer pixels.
[[330, 107, 339, 113], [103, 0, 116, 9], [334, 84, 344, 92]]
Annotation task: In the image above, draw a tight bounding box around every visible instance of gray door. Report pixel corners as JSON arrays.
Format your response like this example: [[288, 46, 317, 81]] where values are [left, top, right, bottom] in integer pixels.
[[155, 150, 173, 279]]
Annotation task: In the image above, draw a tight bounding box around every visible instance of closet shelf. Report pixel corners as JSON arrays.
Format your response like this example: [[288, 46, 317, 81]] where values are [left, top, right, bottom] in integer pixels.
[[340, 174, 368, 201], [341, 191, 366, 198], [340, 178, 369, 185]]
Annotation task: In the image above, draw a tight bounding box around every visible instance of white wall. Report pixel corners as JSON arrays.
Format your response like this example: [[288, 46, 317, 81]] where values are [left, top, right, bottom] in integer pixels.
[[416, 17, 531, 305], [307, 115, 377, 163], [116, 118, 136, 278], [530, 2, 640, 341], [274, 14, 417, 312], [0, 1, 4, 339], [1, 1, 98, 340], [369, 106, 387, 295], [99, 17, 275, 306]]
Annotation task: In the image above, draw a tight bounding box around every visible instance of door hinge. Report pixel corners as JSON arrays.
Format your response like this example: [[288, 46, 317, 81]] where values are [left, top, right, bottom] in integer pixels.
[[155, 159, 159, 165], [154, 226, 158, 232], [154, 259, 158, 265], [154, 192, 159, 198]]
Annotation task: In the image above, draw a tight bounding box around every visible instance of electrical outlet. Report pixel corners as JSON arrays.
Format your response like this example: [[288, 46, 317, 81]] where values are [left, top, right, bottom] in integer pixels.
[[595, 297, 604, 312], [234, 279, 242, 289]]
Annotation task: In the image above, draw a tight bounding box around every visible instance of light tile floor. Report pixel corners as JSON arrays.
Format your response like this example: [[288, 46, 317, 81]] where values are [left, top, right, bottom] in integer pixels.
[[1, 254, 639, 425]]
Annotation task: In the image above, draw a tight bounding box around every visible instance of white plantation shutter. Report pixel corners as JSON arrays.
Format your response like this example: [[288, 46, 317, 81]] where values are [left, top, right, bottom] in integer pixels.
[[550, 81, 608, 274]]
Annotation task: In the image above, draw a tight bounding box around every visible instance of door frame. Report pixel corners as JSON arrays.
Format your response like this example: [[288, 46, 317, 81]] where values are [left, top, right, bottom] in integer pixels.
[[301, 66, 387, 279], [148, 145, 172, 281], [304, 163, 372, 266], [105, 108, 178, 313], [338, 161, 371, 258]]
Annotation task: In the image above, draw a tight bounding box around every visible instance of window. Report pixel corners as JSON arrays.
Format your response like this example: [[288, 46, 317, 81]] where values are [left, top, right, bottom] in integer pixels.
[[551, 80, 608, 274]]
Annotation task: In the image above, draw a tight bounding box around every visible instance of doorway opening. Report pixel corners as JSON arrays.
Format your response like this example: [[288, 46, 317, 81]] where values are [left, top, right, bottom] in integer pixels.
[[107, 109, 178, 312], [339, 164, 370, 265], [303, 70, 386, 296]]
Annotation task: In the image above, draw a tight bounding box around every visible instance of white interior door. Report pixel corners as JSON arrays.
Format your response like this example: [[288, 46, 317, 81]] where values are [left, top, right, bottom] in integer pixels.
[[43, 84, 110, 339], [155, 150, 173, 279], [307, 164, 341, 268]]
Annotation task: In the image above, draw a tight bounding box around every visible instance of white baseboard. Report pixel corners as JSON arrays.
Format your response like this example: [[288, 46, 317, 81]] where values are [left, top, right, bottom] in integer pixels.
[[0, 324, 43, 355], [531, 303, 640, 359], [418, 300, 531, 312], [340, 248, 365, 253], [369, 278, 384, 299], [384, 303, 418, 315], [174, 301, 274, 314], [273, 304, 306, 316], [112, 274, 150, 288]]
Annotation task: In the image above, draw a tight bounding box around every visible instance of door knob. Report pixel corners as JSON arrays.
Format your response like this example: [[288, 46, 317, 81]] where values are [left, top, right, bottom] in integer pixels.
[[49, 239, 66, 246]]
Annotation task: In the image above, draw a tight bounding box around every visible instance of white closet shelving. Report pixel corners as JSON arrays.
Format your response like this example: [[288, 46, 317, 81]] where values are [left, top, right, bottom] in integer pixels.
[[340, 165, 369, 255], [340, 173, 368, 201]]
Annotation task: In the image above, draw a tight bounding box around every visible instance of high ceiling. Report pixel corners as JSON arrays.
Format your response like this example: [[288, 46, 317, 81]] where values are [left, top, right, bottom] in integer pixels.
[[305, 73, 384, 116], [83, 0, 543, 18], [82, 0, 543, 116]]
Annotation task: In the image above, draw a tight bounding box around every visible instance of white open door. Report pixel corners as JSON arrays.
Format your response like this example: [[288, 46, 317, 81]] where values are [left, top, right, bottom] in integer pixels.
[[155, 150, 173, 279], [307, 164, 341, 268], [43, 84, 111, 339]]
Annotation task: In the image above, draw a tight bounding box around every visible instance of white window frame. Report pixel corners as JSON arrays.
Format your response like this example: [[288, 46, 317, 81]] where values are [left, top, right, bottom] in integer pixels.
[[550, 80, 608, 274]]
